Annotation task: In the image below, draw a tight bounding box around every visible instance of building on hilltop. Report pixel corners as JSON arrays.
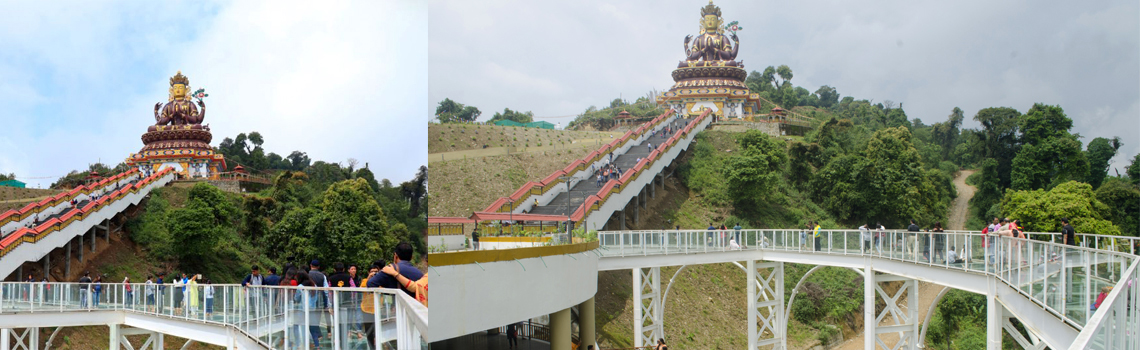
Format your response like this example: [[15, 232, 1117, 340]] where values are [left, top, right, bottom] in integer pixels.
[[125, 71, 226, 179]]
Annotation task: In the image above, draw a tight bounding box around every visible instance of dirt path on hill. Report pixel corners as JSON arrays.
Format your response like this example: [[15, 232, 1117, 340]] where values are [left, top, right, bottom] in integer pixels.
[[947, 170, 976, 231]]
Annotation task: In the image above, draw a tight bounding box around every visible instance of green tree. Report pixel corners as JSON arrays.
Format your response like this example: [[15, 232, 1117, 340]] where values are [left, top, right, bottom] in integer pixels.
[[974, 107, 1022, 188], [1085, 137, 1122, 188], [488, 108, 535, 124], [1096, 178, 1140, 237], [1001, 181, 1120, 235], [931, 107, 964, 160], [308, 178, 395, 266], [776, 64, 793, 85], [814, 85, 839, 108], [970, 159, 1003, 222], [1130, 153, 1140, 186], [1010, 104, 1088, 191], [165, 183, 238, 267], [725, 131, 787, 207], [761, 66, 777, 92], [435, 98, 482, 123]]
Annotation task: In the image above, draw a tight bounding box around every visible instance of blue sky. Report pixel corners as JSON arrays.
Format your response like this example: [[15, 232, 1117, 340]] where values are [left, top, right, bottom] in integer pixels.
[[430, 0, 1139, 174], [0, 1, 428, 187]]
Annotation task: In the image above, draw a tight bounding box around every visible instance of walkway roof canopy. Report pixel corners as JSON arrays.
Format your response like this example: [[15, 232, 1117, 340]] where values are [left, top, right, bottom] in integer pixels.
[[469, 211, 568, 222]]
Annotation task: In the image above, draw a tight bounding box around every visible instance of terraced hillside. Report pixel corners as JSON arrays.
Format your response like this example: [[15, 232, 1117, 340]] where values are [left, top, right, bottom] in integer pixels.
[[0, 186, 65, 212]]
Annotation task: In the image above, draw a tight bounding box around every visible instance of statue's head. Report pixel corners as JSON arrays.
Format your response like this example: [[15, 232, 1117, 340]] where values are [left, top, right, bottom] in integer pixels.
[[169, 71, 190, 101], [700, 1, 723, 34]]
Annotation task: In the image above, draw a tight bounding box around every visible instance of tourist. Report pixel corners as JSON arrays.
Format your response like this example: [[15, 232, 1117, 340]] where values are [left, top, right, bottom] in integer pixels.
[[729, 237, 742, 250], [78, 272, 92, 307], [92, 275, 103, 308], [656, 338, 669, 350], [381, 260, 428, 307], [1061, 218, 1076, 246], [292, 272, 323, 348], [24, 274, 33, 301], [932, 222, 946, 263], [156, 272, 166, 312], [241, 266, 263, 287], [123, 276, 133, 307], [203, 279, 214, 318], [596, 173, 603, 187], [264, 267, 281, 287], [860, 223, 871, 253], [706, 223, 716, 246], [328, 262, 356, 344], [145, 275, 156, 312], [187, 274, 200, 316], [733, 223, 742, 244], [472, 228, 480, 250], [647, 142, 653, 151], [875, 222, 886, 254], [371, 242, 424, 298], [800, 223, 809, 250], [907, 219, 920, 257], [1093, 286, 1113, 311], [173, 273, 186, 314], [309, 260, 333, 336], [720, 224, 729, 247], [507, 322, 519, 349], [813, 221, 822, 251], [947, 246, 962, 264]]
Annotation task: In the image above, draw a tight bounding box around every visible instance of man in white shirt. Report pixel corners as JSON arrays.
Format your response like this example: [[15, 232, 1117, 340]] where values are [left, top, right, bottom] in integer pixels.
[[947, 246, 960, 264], [859, 224, 871, 253]]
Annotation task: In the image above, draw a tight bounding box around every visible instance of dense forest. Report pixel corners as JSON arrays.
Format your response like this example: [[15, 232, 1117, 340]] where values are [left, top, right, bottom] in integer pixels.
[[44, 131, 427, 280]]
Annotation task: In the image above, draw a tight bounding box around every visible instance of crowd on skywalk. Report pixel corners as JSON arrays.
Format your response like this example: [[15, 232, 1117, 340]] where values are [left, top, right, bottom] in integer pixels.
[[6, 241, 428, 349]]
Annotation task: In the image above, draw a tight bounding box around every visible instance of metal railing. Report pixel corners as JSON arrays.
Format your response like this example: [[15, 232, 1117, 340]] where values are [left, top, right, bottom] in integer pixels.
[[597, 229, 1140, 349], [0, 282, 428, 350]]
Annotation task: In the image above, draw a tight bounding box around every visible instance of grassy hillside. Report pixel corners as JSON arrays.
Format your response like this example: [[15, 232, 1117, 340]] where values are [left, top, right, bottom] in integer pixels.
[[428, 147, 592, 217], [0, 186, 65, 212], [429, 123, 620, 153]]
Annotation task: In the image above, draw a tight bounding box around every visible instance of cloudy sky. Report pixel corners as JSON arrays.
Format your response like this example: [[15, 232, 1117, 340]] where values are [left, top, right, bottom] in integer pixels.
[[0, 1, 427, 187], [430, 0, 1139, 173]]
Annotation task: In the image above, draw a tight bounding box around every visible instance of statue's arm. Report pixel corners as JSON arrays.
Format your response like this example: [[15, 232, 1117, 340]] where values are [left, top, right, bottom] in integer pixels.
[[196, 100, 206, 124], [154, 103, 162, 121], [684, 35, 692, 56]]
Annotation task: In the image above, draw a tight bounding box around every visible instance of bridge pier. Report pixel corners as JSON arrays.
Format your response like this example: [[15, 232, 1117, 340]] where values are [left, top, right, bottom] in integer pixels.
[[41, 255, 48, 280], [866, 272, 919, 350], [15, 266, 21, 282], [77, 236, 83, 263], [108, 324, 119, 350], [987, 290, 1001, 350], [90, 227, 96, 253], [119, 326, 163, 350], [632, 267, 662, 348], [65, 241, 70, 278], [551, 307, 572, 350], [579, 296, 596, 349], [633, 197, 640, 226], [747, 261, 784, 350]]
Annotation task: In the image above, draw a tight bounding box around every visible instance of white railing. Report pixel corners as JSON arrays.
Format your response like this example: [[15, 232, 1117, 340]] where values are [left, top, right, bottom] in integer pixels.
[[0, 282, 428, 350], [597, 229, 1139, 349]]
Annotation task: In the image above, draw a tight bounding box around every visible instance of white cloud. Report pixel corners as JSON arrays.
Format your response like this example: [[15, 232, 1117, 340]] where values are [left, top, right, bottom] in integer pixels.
[[0, 1, 427, 184]]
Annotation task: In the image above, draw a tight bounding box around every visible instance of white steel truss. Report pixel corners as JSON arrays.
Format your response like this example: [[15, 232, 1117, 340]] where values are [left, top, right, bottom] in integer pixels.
[[632, 267, 662, 348], [868, 273, 919, 350], [747, 261, 784, 350], [1, 328, 39, 350]]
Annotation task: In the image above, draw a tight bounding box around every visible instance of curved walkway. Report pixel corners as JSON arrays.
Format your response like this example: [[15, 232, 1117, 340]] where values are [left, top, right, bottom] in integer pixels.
[[597, 229, 1139, 350], [0, 282, 427, 349]]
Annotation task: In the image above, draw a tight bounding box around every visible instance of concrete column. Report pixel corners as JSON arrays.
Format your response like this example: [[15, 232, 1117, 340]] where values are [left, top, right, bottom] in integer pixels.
[[987, 290, 1002, 350], [65, 241, 71, 278], [650, 176, 656, 199], [550, 307, 572, 350], [579, 297, 596, 350], [90, 228, 96, 253], [909, 279, 919, 350], [104, 219, 110, 243], [30, 327, 38, 350], [16, 266, 22, 282], [109, 324, 120, 350], [619, 210, 626, 231], [639, 188, 646, 209], [42, 254, 49, 278], [0, 329, 8, 350], [78, 236, 84, 263], [864, 264, 876, 350], [633, 199, 640, 225]]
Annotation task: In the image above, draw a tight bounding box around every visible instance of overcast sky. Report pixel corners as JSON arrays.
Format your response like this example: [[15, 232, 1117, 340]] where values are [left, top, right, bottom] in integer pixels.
[[0, 1, 427, 187], [430, 0, 1139, 174]]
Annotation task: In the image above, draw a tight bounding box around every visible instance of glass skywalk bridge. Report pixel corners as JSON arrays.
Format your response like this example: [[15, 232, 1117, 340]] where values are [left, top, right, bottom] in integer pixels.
[[0, 282, 428, 350], [598, 229, 1139, 350]]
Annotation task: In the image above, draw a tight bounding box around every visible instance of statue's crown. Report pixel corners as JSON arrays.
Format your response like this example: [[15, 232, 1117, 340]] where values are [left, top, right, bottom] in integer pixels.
[[169, 71, 189, 86], [701, 1, 721, 18]]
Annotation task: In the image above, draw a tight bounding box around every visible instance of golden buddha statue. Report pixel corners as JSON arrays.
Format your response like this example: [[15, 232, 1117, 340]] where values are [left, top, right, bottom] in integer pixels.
[[682, 1, 740, 66], [154, 71, 206, 126]]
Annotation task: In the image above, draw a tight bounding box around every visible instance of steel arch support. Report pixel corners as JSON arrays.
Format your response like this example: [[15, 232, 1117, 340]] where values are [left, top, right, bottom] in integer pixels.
[[871, 274, 919, 350], [917, 286, 950, 346], [1003, 316, 1046, 350], [632, 267, 662, 348], [747, 261, 784, 350]]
